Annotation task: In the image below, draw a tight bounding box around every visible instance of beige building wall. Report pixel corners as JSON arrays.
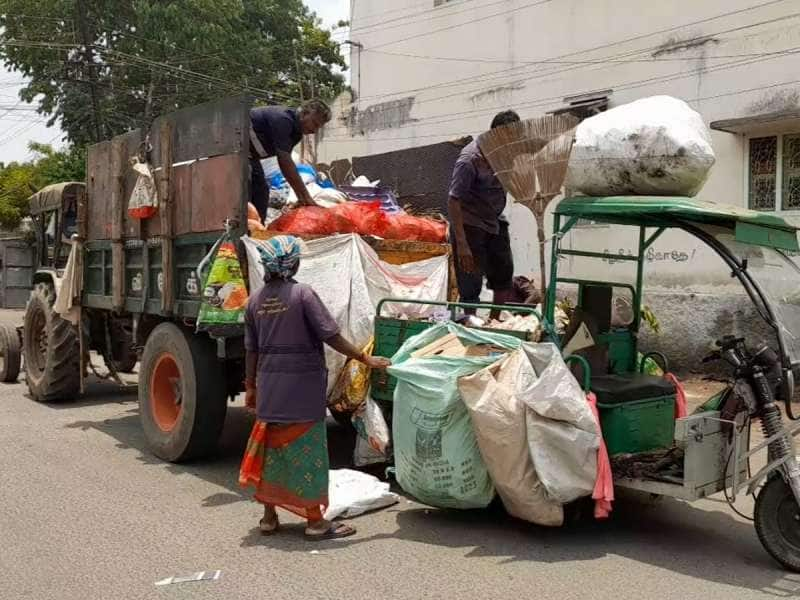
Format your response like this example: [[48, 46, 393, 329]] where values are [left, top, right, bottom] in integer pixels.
[[320, 0, 800, 291]]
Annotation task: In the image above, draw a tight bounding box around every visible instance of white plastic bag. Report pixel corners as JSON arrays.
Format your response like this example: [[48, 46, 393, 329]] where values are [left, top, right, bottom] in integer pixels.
[[519, 344, 599, 504], [324, 469, 399, 520], [128, 159, 158, 219], [352, 396, 391, 466], [459, 350, 564, 526], [566, 95, 715, 197]]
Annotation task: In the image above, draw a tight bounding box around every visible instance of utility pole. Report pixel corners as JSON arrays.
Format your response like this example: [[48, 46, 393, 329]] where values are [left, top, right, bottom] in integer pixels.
[[343, 40, 363, 103], [75, 0, 103, 141]]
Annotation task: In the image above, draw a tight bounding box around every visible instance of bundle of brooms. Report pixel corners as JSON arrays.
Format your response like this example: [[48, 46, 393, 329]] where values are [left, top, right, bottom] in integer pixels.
[[478, 114, 579, 307]]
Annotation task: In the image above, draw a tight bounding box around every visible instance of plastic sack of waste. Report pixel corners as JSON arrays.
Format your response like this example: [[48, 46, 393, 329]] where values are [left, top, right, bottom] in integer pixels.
[[566, 95, 715, 197], [330, 339, 375, 411], [388, 322, 522, 509], [521, 343, 600, 504], [324, 469, 399, 520], [458, 351, 564, 526], [128, 159, 158, 219], [196, 237, 248, 337], [351, 396, 391, 467]]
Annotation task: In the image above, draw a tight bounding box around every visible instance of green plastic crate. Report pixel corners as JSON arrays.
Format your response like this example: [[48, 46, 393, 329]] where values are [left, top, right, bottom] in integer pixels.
[[371, 315, 434, 403], [369, 299, 546, 404], [598, 394, 676, 456]]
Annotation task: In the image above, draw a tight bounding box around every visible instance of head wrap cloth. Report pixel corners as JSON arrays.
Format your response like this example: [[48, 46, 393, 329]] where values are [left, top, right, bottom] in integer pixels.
[[257, 235, 302, 280]]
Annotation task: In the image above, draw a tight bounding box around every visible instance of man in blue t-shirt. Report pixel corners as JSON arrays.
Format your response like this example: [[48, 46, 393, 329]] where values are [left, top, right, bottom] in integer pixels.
[[448, 110, 520, 310], [250, 99, 332, 220]]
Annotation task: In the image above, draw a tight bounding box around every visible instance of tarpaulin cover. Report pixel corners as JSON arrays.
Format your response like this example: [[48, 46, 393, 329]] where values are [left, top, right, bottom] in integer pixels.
[[243, 233, 449, 396]]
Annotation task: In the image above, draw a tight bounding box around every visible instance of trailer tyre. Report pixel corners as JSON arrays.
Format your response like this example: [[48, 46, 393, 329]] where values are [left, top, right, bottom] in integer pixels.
[[755, 475, 800, 572], [0, 323, 21, 383], [104, 318, 137, 374], [23, 283, 80, 402], [139, 323, 227, 462]]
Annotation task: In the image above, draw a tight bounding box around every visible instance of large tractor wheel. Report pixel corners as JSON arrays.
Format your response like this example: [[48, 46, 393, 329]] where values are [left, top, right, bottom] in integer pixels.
[[139, 323, 227, 462], [23, 282, 80, 402]]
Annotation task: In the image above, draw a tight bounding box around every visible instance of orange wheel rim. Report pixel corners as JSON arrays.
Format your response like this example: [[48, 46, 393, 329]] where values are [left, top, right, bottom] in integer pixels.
[[150, 353, 181, 432]]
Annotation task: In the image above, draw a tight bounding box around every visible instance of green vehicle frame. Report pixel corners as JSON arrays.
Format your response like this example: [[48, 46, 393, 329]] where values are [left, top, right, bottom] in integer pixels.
[[545, 195, 800, 571]]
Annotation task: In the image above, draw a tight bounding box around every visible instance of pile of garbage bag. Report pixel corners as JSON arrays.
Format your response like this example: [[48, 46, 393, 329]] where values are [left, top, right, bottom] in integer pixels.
[[268, 203, 447, 243], [385, 323, 603, 524], [252, 156, 447, 243], [566, 95, 716, 197]]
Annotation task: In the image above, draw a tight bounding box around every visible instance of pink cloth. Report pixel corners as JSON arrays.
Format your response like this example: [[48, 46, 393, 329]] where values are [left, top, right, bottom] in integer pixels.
[[586, 392, 614, 519], [664, 373, 687, 419]]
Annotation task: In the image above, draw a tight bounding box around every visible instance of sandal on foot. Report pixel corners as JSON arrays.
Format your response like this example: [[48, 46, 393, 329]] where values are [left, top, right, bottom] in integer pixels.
[[259, 516, 280, 535], [304, 522, 356, 540]]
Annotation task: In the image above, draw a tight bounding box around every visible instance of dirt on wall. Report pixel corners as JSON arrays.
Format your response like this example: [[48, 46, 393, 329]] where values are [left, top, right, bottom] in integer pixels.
[[349, 137, 472, 214]]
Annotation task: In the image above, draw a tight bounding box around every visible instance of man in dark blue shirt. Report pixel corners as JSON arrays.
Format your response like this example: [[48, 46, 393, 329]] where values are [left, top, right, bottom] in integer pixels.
[[448, 110, 520, 310], [250, 99, 331, 221]]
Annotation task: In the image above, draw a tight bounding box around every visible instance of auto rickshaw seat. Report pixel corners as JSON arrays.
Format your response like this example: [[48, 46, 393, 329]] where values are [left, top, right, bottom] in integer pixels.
[[590, 373, 676, 405]]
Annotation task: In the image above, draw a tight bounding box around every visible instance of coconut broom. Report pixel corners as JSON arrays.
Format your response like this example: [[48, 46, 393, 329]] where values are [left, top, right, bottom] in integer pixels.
[[478, 114, 578, 308]]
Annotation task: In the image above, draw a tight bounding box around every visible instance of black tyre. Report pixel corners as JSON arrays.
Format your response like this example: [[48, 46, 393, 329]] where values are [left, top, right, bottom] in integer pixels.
[[139, 323, 227, 462], [23, 283, 80, 402], [104, 318, 137, 374], [755, 475, 800, 572], [0, 323, 21, 383]]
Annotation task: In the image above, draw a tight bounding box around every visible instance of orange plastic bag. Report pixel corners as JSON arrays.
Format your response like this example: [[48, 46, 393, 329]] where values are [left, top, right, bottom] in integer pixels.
[[384, 214, 447, 243], [330, 202, 388, 237], [269, 207, 343, 235]]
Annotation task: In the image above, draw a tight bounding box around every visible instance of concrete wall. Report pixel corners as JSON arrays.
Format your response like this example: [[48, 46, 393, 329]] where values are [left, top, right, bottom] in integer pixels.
[[321, 0, 800, 287], [318, 0, 800, 365]]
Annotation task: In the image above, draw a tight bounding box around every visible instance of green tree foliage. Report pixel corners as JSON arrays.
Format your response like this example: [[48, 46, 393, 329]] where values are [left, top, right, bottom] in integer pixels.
[[0, 0, 346, 146], [0, 143, 85, 229]]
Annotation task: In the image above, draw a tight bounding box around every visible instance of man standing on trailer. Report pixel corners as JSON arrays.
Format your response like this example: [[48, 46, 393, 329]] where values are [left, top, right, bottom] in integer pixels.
[[448, 110, 521, 310], [249, 99, 332, 221]]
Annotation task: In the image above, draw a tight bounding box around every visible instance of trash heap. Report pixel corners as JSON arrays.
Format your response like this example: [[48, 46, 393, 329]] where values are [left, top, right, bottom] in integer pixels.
[[350, 319, 609, 526], [252, 155, 447, 243]]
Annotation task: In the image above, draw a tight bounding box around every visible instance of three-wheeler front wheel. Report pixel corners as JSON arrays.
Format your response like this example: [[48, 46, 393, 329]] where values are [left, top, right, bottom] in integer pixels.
[[755, 475, 800, 572], [139, 323, 227, 462]]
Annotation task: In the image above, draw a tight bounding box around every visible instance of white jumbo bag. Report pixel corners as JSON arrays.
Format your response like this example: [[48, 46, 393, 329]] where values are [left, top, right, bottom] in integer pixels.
[[566, 95, 715, 197], [458, 351, 564, 526], [519, 344, 599, 504]]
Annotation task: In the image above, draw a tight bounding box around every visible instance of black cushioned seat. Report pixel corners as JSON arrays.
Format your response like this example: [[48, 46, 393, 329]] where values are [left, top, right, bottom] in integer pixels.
[[591, 373, 676, 405]]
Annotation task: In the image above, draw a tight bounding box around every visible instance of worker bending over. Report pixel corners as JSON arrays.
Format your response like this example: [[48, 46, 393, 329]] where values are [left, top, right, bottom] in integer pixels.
[[448, 110, 520, 310], [249, 99, 332, 221]]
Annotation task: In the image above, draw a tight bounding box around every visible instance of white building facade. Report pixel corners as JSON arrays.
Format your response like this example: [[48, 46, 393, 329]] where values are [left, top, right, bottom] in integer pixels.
[[320, 0, 800, 294]]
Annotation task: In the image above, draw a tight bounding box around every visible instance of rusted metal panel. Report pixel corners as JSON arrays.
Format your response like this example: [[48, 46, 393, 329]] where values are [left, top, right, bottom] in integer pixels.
[[189, 154, 245, 233], [158, 121, 175, 314], [116, 129, 143, 239], [171, 165, 192, 237], [87, 141, 113, 240], [150, 96, 249, 166]]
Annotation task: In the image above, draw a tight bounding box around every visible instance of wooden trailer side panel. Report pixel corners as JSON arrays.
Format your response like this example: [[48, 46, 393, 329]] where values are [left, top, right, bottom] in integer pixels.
[[82, 96, 251, 318]]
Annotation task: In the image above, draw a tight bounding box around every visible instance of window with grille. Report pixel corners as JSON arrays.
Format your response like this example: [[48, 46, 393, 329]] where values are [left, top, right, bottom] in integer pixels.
[[747, 133, 800, 211], [783, 134, 800, 210], [749, 136, 777, 211]]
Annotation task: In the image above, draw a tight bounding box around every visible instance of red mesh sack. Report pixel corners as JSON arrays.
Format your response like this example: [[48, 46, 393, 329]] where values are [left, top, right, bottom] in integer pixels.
[[384, 214, 447, 243], [269, 207, 340, 235], [330, 202, 389, 237]]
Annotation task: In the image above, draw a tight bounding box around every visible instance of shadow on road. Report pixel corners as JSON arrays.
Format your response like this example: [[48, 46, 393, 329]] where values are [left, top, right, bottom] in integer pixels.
[[65, 405, 800, 596]]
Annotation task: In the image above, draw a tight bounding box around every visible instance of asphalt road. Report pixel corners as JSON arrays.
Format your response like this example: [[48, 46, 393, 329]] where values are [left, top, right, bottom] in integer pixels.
[[2, 335, 799, 598]]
